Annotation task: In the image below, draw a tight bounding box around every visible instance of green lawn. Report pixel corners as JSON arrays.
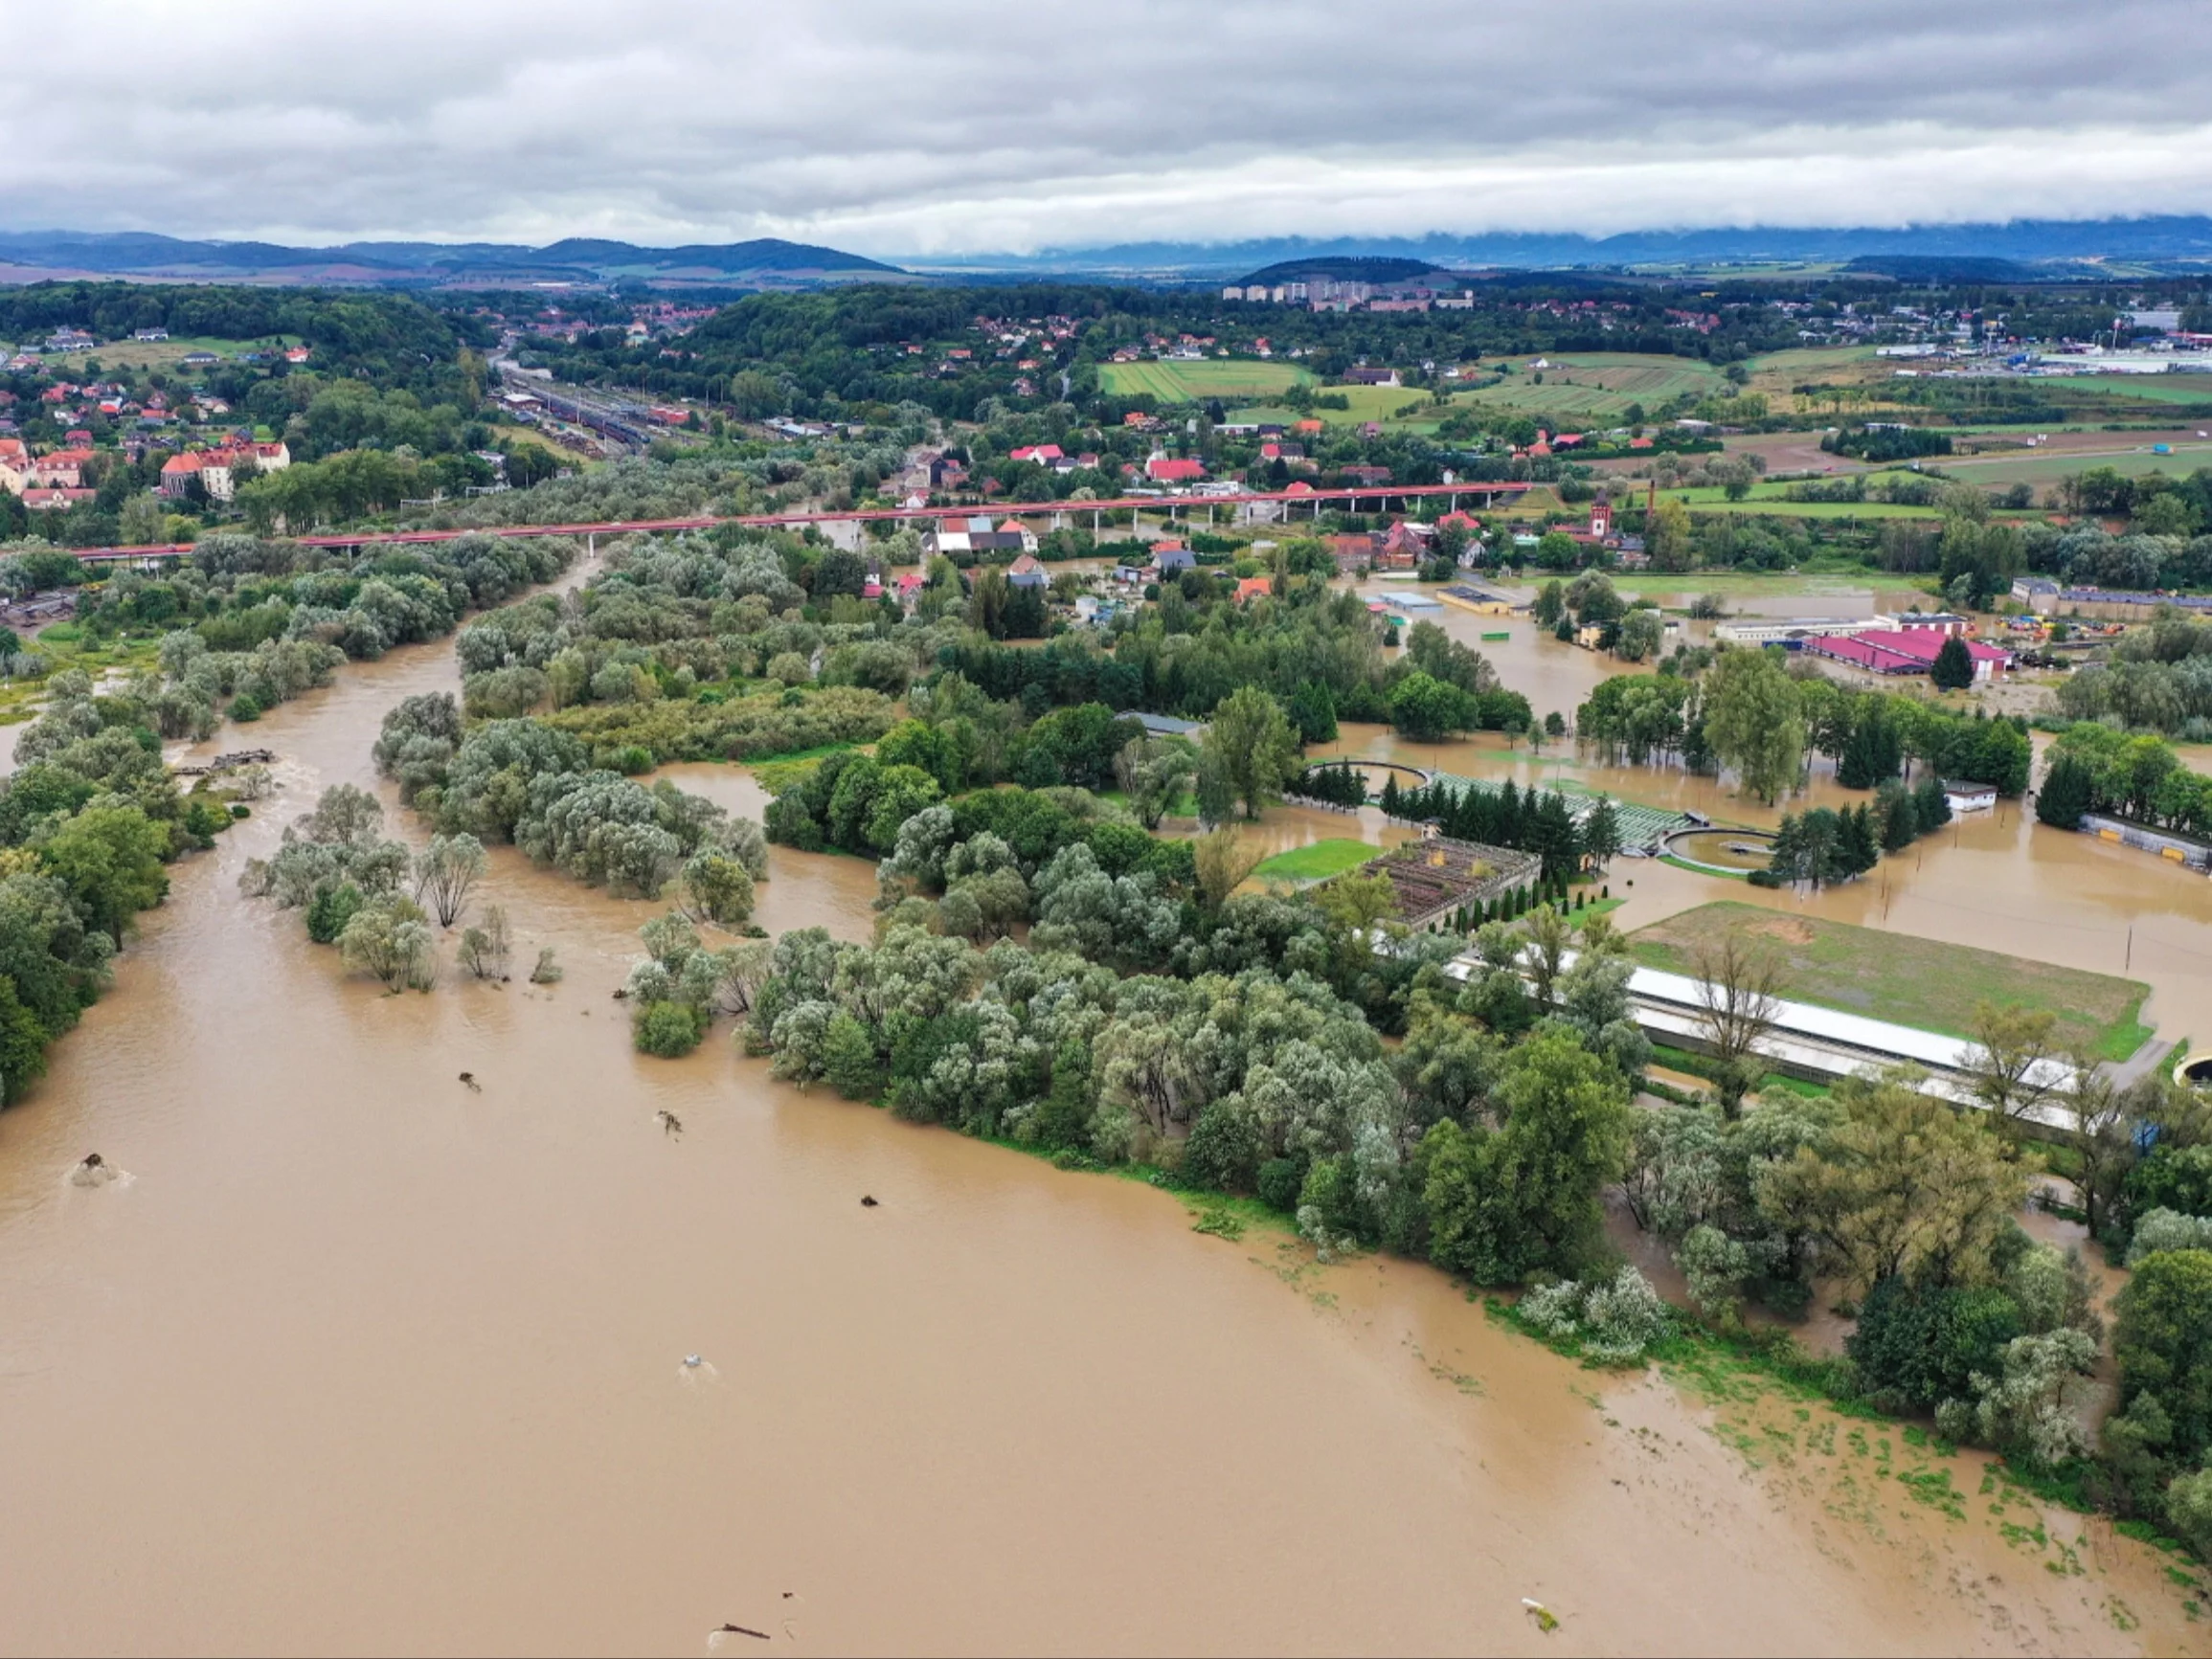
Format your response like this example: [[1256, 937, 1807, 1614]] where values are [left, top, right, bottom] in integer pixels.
[[1253, 838, 1380, 883], [1098, 359, 1312, 402], [1629, 901, 2154, 1060]]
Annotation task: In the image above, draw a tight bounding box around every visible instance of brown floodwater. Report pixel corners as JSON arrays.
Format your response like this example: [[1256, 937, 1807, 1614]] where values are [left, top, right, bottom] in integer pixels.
[[0, 624, 2203, 1653]]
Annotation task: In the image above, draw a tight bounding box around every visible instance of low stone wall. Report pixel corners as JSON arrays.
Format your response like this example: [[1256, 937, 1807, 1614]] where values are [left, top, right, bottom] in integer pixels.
[[2082, 813, 2212, 872]]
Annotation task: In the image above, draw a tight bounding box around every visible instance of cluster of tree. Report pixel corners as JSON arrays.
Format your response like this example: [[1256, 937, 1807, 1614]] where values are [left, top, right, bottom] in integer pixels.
[[1626, 1040, 2119, 1459], [1573, 651, 2029, 802], [867, 794, 1202, 954], [2041, 1065, 2212, 1551], [0, 282, 487, 386], [1294, 762, 1372, 808], [369, 698, 768, 902], [238, 779, 585, 992], [1379, 774, 1617, 882], [1751, 777, 1952, 888], [2036, 722, 2212, 838], [751, 889, 1649, 1289], [58, 531, 576, 728], [1530, 573, 1667, 660], [2054, 615, 2212, 741], [0, 670, 231, 1102], [2044, 467, 2212, 540], [238, 783, 451, 989], [236, 443, 555, 534], [1819, 424, 1954, 462], [625, 910, 772, 1057], [445, 530, 946, 763]]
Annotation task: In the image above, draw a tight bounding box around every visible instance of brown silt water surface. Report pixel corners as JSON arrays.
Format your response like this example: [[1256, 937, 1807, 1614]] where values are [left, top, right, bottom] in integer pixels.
[[0, 632, 2201, 1654]]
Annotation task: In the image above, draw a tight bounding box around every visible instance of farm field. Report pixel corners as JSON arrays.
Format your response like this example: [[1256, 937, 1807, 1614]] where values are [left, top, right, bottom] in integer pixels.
[[1647, 485, 1951, 519], [1445, 352, 1730, 422], [1628, 900, 2153, 1060], [1230, 382, 1438, 429], [1604, 571, 1937, 608], [1901, 442, 2212, 486], [1097, 358, 1312, 401], [1740, 345, 1885, 397]]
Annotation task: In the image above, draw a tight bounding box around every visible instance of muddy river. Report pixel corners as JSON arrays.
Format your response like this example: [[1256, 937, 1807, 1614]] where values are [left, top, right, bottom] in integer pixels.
[[0, 606, 2203, 1653]]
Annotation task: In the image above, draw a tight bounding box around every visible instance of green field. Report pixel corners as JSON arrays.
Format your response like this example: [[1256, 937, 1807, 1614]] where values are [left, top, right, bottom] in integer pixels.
[[1097, 359, 1312, 401], [1606, 572, 1935, 608], [1446, 353, 1732, 424], [2034, 376, 2212, 408], [1231, 383, 1440, 429], [1657, 488, 1951, 520], [1253, 839, 1380, 884], [1741, 345, 1883, 398], [1934, 445, 2212, 488], [1629, 901, 2153, 1060], [71, 333, 305, 373]]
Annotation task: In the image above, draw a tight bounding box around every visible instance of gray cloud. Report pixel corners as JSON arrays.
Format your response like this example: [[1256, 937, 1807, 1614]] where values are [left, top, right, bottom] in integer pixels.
[[6, 0, 2209, 253]]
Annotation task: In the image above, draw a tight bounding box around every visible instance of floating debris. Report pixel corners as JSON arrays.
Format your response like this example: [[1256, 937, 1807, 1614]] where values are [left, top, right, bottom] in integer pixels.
[[657, 1110, 684, 1138], [678, 1354, 721, 1386], [860, 1195, 878, 1208], [1523, 1598, 1559, 1633], [458, 1072, 481, 1092]]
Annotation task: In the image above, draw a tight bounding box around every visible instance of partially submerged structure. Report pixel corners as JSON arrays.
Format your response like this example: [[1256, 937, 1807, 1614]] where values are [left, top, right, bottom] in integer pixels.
[[1348, 837, 1542, 931]]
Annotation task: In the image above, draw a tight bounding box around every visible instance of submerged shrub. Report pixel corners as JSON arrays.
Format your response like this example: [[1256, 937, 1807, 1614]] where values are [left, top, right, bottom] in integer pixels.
[[634, 999, 708, 1058]]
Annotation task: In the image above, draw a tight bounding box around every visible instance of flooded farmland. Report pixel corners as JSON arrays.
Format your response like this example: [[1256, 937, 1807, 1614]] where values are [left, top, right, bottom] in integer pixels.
[[0, 610, 2205, 1653]]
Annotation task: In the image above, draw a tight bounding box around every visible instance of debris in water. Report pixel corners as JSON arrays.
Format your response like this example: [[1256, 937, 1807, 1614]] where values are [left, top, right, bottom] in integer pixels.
[[678, 1354, 721, 1386], [657, 1110, 684, 1138], [860, 1195, 878, 1208], [710, 1623, 770, 1646], [683, 1354, 705, 1368], [459, 1072, 481, 1092], [1523, 1598, 1559, 1633]]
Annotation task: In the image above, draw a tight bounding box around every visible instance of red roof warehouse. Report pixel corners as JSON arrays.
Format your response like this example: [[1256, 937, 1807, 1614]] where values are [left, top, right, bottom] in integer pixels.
[[1801, 629, 2011, 684]]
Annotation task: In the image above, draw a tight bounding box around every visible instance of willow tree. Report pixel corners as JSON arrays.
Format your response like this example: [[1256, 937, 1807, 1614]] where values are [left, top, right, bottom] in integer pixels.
[[1703, 648, 1805, 804]]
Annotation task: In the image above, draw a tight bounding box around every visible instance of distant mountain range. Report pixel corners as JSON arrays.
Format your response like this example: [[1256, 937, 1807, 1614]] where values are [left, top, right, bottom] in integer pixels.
[[908, 216, 2212, 278], [0, 232, 907, 289], [5, 216, 2212, 293]]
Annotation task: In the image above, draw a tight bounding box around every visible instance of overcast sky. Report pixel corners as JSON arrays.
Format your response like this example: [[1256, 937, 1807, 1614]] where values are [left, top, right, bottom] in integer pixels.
[[12, 1, 2211, 254]]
